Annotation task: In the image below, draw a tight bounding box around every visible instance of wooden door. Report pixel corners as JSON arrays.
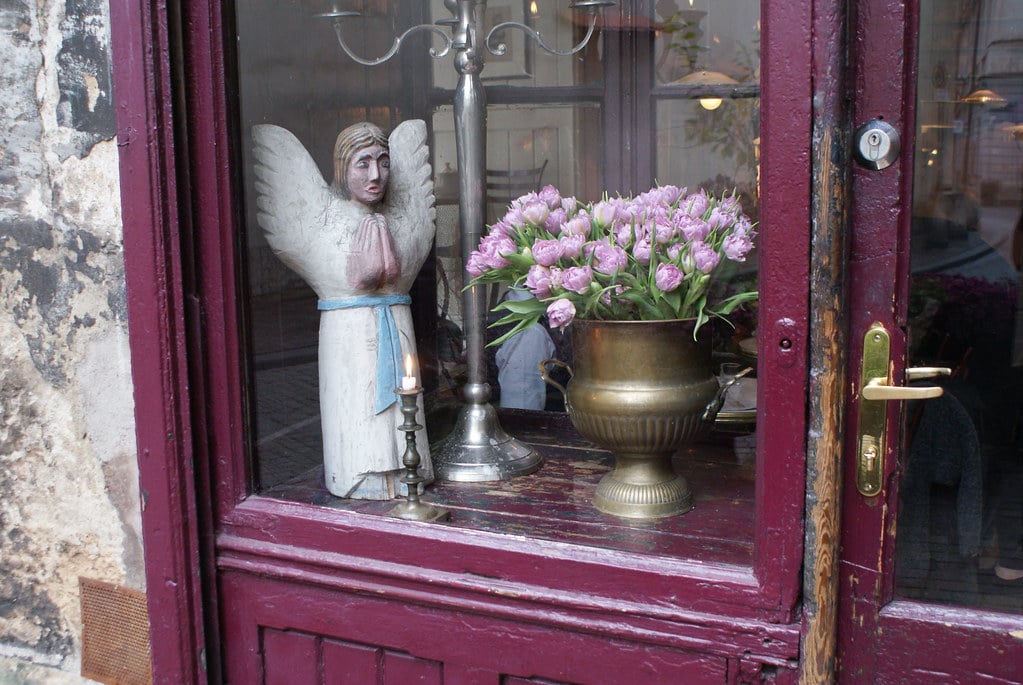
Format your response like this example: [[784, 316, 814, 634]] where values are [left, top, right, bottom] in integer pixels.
[[111, 0, 817, 681], [839, 0, 1023, 680]]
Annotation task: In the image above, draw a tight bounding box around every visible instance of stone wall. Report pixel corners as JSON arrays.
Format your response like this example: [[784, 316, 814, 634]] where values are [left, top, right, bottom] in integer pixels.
[[0, 0, 141, 677]]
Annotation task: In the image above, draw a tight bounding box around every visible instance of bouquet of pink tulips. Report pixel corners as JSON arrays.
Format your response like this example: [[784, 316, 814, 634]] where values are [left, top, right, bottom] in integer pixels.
[[466, 184, 758, 345]]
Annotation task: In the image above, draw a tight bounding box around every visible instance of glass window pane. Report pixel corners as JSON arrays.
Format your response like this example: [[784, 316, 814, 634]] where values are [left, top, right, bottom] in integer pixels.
[[900, 0, 1023, 614], [653, 1, 760, 87], [427, 0, 604, 89], [235, 0, 762, 569]]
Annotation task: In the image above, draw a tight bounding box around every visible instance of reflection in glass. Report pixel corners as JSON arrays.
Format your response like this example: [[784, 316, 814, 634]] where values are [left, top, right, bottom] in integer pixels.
[[238, 0, 761, 553], [898, 0, 1023, 614]]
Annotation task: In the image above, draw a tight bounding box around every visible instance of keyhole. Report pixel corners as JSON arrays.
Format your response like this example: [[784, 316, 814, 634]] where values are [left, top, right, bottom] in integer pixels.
[[854, 120, 900, 170]]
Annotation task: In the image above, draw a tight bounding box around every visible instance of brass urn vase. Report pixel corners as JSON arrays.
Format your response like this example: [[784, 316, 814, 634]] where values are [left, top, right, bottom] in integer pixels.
[[543, 318, 727, 519]]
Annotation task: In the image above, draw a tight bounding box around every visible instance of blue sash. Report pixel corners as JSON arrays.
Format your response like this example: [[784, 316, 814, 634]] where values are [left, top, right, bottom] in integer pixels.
[[318, 294, 411, 414]]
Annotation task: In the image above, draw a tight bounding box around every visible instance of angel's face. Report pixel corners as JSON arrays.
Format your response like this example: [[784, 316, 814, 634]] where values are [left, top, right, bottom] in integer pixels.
[[346, 144, 390, 206]]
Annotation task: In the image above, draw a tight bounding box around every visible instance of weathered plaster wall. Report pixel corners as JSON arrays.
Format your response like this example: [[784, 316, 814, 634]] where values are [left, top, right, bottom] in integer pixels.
[[1, 0, 142, 676]]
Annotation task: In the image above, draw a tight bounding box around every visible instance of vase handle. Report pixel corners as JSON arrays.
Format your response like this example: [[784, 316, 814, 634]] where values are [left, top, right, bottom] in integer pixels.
[[702, 365, 754, 422], [539, 358, 572, 398]]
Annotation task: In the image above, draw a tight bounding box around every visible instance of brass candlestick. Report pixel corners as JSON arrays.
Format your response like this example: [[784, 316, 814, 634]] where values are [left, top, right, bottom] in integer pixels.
[[389, 387, 451, 522]]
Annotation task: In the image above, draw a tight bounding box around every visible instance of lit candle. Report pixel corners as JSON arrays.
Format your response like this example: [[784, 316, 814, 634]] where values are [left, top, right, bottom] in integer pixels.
[[401, 354, 417, 391]]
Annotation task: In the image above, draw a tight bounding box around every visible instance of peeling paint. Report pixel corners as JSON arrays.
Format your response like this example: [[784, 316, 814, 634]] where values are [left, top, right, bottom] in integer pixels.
[[1, 0, 138, 676]]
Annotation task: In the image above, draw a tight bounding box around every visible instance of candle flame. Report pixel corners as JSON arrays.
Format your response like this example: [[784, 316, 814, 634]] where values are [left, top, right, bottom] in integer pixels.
[[404, 354, 414, 378]]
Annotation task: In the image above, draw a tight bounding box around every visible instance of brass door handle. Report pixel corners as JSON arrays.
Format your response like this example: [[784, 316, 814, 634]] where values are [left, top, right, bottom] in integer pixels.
[[860, 366, 950, 400], [855, 325, 948, 496], [904, 366, 952, 381]]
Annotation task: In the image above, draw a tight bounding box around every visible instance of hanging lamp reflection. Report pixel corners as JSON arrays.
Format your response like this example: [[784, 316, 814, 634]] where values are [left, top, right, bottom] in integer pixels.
[[674, 69, 739, 110], [960, 87, 1008, 108]]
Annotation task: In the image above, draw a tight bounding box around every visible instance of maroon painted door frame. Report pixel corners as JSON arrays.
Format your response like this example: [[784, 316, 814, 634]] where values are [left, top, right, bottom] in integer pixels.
[[108, 1, 212, 682], [108, 0, 829, 683], [837, 0, 1023, 680]]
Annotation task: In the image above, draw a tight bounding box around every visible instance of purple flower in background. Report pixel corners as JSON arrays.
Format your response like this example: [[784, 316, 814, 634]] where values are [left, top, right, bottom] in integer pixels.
[[561, 265, 594, 294], [538, 184, 563, 209], [544, 208, 568, 233], [667, 242, 685, 262], [676, 214, 710, 242], [475, 233, 516, 270], [732, 215, 756, 238], [683, 191, 709, 218], [489, 233, 518, 256], [591, 200, 618, 227], [501, 205, 525, 227], [561, 214, 591, 237], [722, 233, 754, 262], [593, 241, 629, 275], [655, 263, 684, 291], [651, 221, 676, 244], [720, 195, 741, 213], [660, 184, 685, 206], [706, 207, 733, 231], [614, 220, 636, 246], [632, 238, 652, 264], [520, 199, 550, 226], [559, 233, 586, 258], [690, 240, 721, 273], [547, 298, 576, 330], [466, 251, 489, 277], [525, 265, 553, 298], [647, 203, 671, 228], [532, 238, 565, 267]]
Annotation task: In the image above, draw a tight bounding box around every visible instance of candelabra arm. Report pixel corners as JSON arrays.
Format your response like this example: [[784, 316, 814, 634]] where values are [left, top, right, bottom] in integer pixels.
[[486, 14, 600, 58], [330, 19, 453, 66]]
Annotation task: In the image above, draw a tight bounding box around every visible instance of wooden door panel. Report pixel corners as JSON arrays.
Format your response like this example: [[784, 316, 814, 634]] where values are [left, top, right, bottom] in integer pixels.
[[221, 571, 732, 684], [263, 630, 320, 685], [263, 631, 445, 684], [321, 640, 380, 682], [874, 605, 1023, 684]]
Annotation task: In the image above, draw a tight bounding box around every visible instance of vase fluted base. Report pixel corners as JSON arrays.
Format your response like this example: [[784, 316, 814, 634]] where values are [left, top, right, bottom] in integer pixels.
[[593, 453, 693, 519]]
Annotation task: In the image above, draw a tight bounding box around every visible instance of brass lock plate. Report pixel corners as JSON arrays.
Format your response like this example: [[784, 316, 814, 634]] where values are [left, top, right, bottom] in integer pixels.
[[857, 323, 890, 496]]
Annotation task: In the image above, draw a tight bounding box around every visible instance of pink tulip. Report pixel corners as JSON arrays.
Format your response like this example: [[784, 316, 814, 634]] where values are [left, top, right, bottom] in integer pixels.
[[532, 238, 565, 267], [525, 265, 553, 298], [593, 242, 629, 275], [561, 265, 594, 294], [690, 240, 721, 273], [521, 199, 550, 226], [546, 298, 576, 330], [632, 238, 652, 265], [722, 233, 754, 262], [655, 263, 684, 291], [559, 233, 586, 258]]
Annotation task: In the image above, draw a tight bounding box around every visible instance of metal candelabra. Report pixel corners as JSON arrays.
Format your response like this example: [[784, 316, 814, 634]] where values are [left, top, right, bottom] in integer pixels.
[[318, 0, 614, 481]]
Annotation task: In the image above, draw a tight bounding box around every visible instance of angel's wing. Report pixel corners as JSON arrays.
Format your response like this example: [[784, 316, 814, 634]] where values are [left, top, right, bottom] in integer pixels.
[[251, 125, 336, 279], [382, 120, 436, 291]]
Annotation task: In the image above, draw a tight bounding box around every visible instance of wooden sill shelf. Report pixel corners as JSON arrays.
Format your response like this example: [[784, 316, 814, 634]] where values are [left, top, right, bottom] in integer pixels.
[[262, 413, 756, 568]]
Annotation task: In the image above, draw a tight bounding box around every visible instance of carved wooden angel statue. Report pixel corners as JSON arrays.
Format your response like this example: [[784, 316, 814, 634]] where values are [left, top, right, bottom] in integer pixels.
[[252, 120, 436, 499]]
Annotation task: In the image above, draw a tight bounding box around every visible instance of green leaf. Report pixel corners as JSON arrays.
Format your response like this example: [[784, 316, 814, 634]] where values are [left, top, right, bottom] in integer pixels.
[[709, 290, 759, 315], [663, 288, 683, 314], [492, 297, 547, 315], [620, 289, 661, 319], [487, 313, 543, 347]]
